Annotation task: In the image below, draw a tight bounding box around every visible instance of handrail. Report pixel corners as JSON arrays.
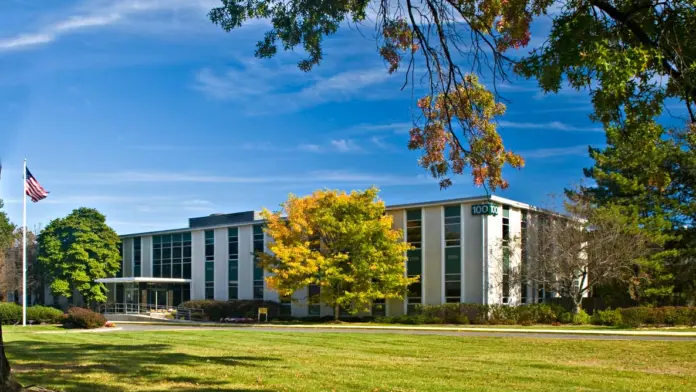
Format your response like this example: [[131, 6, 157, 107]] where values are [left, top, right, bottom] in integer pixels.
[[98, 302, 177, 315]]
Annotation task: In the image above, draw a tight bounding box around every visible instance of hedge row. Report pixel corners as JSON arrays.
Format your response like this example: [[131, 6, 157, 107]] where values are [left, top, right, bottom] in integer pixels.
[[592, 307, 696, 328], [378, 304, 696, 327], [0, 303, 65, 324], [398, 303, 586, 326], [180, 300, 283, 321]]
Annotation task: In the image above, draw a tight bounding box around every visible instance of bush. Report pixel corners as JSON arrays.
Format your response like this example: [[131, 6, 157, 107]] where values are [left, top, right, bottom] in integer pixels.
[[591, 309, 622, 326], [618, 306, 696, 328], [64, 307, 106, 329], [0, 302, 22, 324], [181, 300, 282, 321], [558, 311, 573, 324], [416, 303, 482, 324], [27, 306, 65, 324], [572, 309, 591, 325]]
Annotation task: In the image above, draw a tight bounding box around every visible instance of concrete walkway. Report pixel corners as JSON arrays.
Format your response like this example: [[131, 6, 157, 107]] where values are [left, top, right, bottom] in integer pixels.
[[110, 322, 696, 341]]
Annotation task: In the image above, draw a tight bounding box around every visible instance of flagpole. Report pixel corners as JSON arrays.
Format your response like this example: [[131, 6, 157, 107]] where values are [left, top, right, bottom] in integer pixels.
[[22, 158, 27, 327]]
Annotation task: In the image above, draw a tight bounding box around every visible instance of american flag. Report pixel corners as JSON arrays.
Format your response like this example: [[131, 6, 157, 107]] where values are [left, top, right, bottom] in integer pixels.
[[26, 167, 49, 202]]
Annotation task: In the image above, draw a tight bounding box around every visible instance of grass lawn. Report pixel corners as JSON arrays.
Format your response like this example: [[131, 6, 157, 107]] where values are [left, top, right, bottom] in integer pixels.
[[4, 329, 696, 392]]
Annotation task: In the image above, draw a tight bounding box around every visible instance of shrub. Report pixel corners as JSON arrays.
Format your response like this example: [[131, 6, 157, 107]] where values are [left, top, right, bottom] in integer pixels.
[[64, 307, 107, 329], [572, 309, 591, 325], [416, 303, 482, 324], [558, 311, 573, 324], [591, 309, 622, 326], [181, 300, 282, 321], [619, 307, 651, 328], [27, 306, 65, 324], [0, 303, 22, 324]]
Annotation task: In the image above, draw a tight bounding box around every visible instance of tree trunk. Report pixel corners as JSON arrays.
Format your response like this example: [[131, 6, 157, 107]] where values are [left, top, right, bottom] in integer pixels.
[[572, 297, 582, 315], [334, 303, 340, 321], [0, 321, 22, 392]]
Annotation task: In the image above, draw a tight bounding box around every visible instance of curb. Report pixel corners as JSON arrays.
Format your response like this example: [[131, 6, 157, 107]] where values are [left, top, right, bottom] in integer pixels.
[[110, 321, 696, 337]]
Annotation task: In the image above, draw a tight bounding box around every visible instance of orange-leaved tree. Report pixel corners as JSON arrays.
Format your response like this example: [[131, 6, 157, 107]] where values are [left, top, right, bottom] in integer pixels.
[[260, 187, 416, 320]]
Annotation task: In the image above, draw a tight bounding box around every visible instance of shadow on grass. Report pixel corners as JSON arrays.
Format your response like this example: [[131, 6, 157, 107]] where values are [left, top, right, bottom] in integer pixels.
[[6, 340, 280, 391]]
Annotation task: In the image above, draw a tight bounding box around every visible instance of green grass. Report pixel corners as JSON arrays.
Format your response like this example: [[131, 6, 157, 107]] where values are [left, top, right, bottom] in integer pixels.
[[5, 329, 696, 392]]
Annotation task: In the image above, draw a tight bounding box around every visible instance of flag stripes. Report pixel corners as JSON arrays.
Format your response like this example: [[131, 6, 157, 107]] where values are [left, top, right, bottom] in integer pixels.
[[25, 168, 48, 202]]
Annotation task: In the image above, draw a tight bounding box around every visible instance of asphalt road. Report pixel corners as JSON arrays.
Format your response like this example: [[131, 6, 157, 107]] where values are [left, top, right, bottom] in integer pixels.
[[115, 324, 696, 341]]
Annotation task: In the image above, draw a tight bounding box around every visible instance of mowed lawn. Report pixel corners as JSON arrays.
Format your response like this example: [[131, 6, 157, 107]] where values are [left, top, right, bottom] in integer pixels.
[[4, 328, 696, 392]]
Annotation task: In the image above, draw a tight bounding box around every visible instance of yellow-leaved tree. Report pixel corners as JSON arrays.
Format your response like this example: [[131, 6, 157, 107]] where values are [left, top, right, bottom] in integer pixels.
[[260, 187, 416, 320]]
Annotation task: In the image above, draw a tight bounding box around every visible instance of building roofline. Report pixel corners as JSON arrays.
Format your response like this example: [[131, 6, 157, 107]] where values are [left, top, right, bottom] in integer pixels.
[[118, 194, 551, 238]]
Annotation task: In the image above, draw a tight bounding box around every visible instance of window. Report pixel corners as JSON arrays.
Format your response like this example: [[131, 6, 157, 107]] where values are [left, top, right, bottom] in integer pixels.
[[520, 211, 528, 304], [406, 209, 422, 314], [280, 296, 292, 316], [502, 206, 511, 304], [153, 232, 191, 279], [133, 237, 141, 277], [253, 225, 264, 300], [116, 242, 123, 278], [372, 298, 386, 317], [308, 284, 321, 316], [228, 227, 239, 300], [205, 230, 215, 299], [444, 206, 462, 303]]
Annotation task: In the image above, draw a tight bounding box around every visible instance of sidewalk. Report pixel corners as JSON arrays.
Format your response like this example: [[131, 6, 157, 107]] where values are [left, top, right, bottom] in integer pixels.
[[110, 320, 696, 337]]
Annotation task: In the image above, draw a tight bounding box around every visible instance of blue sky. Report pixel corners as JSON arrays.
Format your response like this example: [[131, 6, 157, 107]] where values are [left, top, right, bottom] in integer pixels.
[[0, 1, 633, 234]]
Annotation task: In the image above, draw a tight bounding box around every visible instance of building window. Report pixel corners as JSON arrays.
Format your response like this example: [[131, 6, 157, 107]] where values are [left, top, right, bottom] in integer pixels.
[[521, 211, 528, 304], [308, 284, 321, 316], [133, 237, 141, 277], [280, 296, 292, 316], [205, 230, 215, 300], [253, 225, 264, 300], [116, 242, 123, 278], [406, 209, 422, 314], [502, 206, 511, 304], [444, 206, 461, 303], [228, 227, 239, 300], [153, 232, 191, 279], [372, 298, 386, 317]]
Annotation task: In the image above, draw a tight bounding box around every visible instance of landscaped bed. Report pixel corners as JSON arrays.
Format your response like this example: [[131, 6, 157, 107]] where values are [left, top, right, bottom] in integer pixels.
[[5, 328, 696, 391]]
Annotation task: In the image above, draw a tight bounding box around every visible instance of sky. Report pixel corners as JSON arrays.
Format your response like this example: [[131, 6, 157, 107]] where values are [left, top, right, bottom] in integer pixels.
[[0, 0, 659, 234]]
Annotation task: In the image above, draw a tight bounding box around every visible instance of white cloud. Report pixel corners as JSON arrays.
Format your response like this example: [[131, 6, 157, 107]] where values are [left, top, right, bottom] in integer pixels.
[[519, 145, 591, 159], [298, 144, 322, 153], [330, 139, 363, 153], [498, 120, 603, 132], [71, 169, 434, 187], [0, 0, 220, 52], [351, 122, 413, 135], [194, 65, 395, 113]]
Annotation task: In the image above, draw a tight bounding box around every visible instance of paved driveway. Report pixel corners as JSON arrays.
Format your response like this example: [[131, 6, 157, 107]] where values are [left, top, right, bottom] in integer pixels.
[[115, 323, 696, 341]]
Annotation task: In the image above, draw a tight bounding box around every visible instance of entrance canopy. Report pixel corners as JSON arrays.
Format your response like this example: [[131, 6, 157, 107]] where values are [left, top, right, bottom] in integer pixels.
[[96, 277, 191, 284]]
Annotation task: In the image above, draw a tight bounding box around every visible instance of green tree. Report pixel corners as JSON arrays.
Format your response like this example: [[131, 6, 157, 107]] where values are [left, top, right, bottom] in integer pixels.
[[37, 208, 121, 304], [260, 187, 416, 320]]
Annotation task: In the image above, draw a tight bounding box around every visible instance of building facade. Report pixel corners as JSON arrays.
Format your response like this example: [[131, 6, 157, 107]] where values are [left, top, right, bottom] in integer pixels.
[[98, 195, 553, 317]]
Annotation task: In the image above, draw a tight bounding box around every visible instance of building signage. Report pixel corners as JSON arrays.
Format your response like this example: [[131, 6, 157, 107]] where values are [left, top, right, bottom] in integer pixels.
[[471, 203, 499, 216]]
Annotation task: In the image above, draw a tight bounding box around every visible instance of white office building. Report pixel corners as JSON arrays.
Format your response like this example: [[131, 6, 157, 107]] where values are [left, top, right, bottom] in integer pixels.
[[98, 195, 550, 317]]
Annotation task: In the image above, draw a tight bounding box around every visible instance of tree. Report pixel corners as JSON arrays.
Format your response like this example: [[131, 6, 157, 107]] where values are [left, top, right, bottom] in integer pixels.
[[208, 1, 695, 189], [37, 208, 121, 304], [498, 195, 650, 313], [260, 187, 416, 320]]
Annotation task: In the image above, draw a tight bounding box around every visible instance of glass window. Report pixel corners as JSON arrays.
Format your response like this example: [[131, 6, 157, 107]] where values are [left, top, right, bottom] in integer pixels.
[[228, 283, 238, 300], [406, 209, 422, 311], [133, 237, 141, 277], [116, 242, 123, 278], [444, 206, 462, 303], [521, 211, 529, 304], [372, 298, 386, 317], [253, 225, 264, 300], [503, 209, 511, 304], [308, 284, 321, 316], [152, 232, 191, 279], [280, 296, 292, 316]]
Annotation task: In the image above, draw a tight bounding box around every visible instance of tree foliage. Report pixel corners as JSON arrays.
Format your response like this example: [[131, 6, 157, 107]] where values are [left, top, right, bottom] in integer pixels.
[[209, 1, 695, 190], [37, 208, 121, 304], [260, 187, 416, 320]]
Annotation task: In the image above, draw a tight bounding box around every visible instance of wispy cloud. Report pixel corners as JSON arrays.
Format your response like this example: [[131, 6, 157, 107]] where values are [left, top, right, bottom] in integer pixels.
[[519, 145, 591, 159], [330, 139, 363, 153], [194, 64, 395, 113], [498, 120, 603, 132], [349, 122, 414, 135], [0, 0, 219, 51], [67, 169, 434, 187]]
